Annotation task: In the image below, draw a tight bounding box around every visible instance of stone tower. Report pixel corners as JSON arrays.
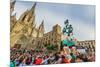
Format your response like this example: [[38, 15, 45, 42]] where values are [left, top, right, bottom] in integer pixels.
[[37, 20, 45, 37], [10, 0, 17, 32], [53, 24, 61, 51], [53, 24, 61, 34], [10, 0, 16, 14]]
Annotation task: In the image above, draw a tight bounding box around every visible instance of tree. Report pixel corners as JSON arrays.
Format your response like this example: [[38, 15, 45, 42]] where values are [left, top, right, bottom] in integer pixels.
[[46, 44, 57, 51]]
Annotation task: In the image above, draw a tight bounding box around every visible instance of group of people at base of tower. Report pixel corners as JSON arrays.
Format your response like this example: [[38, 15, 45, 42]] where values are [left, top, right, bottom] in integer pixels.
[[10, 45, 95, 67]]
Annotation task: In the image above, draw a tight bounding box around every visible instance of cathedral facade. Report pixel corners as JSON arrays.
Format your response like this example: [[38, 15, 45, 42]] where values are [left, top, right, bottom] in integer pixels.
[[10, 1, 61, 50]]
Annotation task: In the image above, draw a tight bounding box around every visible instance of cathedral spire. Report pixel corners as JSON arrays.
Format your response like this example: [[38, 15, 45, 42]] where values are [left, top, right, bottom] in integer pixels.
[[39, 20, 44, 30], [37, 20, 45, 37], [10, 0, 16, 14], [29, 2, 36, 15], [11, 0, 16, 7], [29, 23, 36, 37]]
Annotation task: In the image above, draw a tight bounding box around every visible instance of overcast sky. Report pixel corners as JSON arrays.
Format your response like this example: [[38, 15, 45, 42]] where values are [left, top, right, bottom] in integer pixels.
[[13, 1, 95, 41]]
